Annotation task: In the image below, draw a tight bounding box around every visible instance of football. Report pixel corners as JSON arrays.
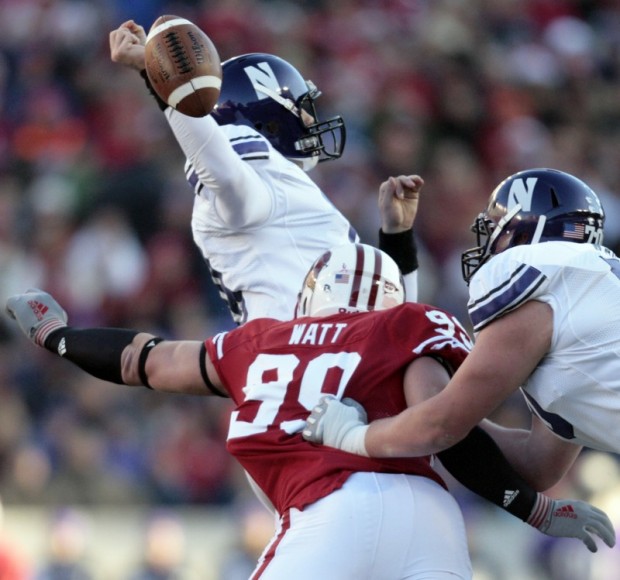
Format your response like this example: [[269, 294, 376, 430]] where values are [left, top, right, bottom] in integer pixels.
[[144, 15, 222, 117]]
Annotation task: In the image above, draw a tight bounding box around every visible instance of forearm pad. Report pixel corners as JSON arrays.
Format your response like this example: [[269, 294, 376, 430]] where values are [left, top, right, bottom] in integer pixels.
[[378, 228, 418, 275], [438, 426, 536, 521], [45, 327, 139, 384]]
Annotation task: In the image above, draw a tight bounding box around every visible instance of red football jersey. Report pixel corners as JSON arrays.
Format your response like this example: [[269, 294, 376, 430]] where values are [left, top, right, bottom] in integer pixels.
[[206, 302, 473, 514]]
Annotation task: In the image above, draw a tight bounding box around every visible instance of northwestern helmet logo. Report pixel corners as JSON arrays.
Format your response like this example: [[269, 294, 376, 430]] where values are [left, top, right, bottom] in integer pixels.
[[243, 62, 279, 100], [507, 177, 538, 211]]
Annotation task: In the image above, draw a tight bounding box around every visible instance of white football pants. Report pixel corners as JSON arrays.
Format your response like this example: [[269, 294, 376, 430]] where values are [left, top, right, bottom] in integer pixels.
[[250, 472, 472, 579]]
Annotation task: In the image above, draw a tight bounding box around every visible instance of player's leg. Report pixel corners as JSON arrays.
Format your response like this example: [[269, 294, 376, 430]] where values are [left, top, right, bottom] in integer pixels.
[[249, 472, 471, 580], [387, 474, 472, 580], [249, 475, 374, 579]]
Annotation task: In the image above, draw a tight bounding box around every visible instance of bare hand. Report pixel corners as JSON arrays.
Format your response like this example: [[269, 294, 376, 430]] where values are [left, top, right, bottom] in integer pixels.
[[378, 175, 424, 234], [109, 20, 148, 71]]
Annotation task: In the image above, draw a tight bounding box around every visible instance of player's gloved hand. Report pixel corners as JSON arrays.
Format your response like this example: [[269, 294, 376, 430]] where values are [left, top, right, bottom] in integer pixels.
[[6, 289, 68, 348], [527, 494, 616, 553], [303, 396, 370, 456]]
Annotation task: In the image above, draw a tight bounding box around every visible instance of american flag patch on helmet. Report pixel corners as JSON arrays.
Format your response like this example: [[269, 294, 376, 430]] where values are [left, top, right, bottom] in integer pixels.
[[563, 223, 585, 239]]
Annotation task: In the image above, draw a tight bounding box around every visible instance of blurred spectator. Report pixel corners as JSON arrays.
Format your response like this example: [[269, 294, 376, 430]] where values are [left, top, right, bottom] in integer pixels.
[[218, 499, 275, 580], [128, 511, 195, 580], [35, 508, 93, 580]]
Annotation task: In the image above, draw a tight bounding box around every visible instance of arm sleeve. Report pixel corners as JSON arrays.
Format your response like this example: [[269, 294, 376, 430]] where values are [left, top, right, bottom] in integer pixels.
[[437, 426, 537, 521], [45, 327, 139, 385], [165, 110, 273, 228]]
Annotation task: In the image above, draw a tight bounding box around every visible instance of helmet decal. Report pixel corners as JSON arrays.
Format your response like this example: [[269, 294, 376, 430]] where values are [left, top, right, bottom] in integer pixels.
[[243, 62, 280, 100], [507, 177, 538, 211], [348, 244, 383, 311]]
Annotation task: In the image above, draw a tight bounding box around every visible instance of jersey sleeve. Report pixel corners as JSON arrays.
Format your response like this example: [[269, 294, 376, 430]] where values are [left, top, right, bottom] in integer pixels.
[[467, 250, 549, 333], [205, 320, 276, 404], [388, 304, 473, 373], [165, 110, 273, 228]]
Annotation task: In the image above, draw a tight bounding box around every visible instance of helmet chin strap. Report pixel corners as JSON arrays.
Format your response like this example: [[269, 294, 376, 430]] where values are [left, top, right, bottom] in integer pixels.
[[253, 84, 301, 117]]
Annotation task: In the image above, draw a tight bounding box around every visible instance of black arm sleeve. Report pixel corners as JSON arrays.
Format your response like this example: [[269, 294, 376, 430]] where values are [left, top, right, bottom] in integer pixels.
[[378, 228, 418, 275], [45, 327, 140, 384], [437, 426, 536, 522]]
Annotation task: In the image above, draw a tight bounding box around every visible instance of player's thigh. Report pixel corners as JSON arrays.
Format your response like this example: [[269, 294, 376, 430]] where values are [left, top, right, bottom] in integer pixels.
[[251, 473, 471, 580], [389, 475, 471, 580], [250, 481, 372, 579]]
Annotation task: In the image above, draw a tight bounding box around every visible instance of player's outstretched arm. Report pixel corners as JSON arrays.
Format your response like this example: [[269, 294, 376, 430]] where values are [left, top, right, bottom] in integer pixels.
[[6, 289, 226, 397]]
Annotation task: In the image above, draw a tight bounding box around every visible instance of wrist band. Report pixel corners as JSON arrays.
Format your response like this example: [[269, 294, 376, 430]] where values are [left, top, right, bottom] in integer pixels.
[[378, 228, 418, 274], [138, 337, 164, 389]]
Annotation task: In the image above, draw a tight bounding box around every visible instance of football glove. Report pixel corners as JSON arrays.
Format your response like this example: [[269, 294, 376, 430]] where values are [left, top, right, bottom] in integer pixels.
[[528, 493, 616, 552], [6, 289, 68, 347], [303, 395, 369, 456]]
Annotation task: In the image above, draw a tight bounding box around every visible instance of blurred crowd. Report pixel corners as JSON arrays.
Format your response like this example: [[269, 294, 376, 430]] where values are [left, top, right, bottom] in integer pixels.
[[1, 0, 620, 578]]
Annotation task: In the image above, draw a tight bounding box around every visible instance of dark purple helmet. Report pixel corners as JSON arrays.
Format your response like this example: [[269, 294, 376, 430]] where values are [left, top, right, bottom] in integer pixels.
[[461, 168, 605, 284], [210, 53, 345, 171]]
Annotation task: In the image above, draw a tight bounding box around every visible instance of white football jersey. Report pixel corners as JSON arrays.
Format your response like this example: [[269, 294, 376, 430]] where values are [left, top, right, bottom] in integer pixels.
[[468, 241, 620, 453], [165, 110, 358, 324]]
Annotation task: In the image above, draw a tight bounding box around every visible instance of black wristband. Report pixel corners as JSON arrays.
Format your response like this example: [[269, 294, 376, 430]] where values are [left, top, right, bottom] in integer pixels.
[[139, 69, 169, 112], [378, 228, 418, 274], [138, 337, 164, 389], [45, 327, 140, 384], [438, 426, 537, 522]]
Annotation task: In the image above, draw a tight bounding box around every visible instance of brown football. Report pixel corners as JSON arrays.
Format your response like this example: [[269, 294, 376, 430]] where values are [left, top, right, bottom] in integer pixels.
[[144, 15, 222, 117]]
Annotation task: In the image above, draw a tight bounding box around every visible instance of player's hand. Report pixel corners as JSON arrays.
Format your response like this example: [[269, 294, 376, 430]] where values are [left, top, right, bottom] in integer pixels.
[[110, 20, 148, 71], [378, 175, 424, 234], [530, 495, 616, 553], [303, 396, 370, 456], [6, 289, 68, 347]]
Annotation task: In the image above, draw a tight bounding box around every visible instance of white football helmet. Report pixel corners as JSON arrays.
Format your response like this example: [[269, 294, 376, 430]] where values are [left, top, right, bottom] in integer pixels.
[[296, 243, 405, 317]]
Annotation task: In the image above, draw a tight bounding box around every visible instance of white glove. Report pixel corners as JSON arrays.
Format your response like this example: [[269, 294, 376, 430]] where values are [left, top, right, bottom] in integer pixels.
[[6, 289, 68, 347], [528, 494, 616, 553], [303, 396, 370, 456]]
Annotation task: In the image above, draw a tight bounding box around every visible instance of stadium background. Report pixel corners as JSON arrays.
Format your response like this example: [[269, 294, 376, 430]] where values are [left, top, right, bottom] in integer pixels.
[[0, 0, 619, 578]]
